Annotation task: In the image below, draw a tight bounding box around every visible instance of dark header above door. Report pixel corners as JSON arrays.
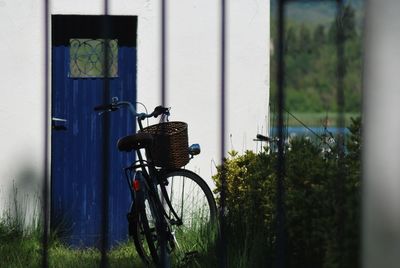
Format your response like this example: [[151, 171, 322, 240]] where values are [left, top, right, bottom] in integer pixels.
[[52, 15, 137, 46]]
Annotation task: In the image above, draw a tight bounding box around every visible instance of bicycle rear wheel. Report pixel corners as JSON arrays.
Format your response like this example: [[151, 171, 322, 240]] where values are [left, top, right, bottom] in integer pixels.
[[159, 169, 217, 265], [132, 185, 165, 266]]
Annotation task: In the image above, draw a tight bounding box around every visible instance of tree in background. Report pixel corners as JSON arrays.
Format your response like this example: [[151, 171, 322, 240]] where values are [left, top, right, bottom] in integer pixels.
[[271, 4, 362, 115]]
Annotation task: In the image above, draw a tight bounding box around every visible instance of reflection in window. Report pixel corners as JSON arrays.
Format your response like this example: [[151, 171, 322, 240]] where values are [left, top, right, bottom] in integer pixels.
[[69, 39, 118, 78]]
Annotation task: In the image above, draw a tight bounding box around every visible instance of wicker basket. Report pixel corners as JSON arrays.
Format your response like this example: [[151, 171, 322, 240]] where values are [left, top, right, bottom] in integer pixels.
[[140, 121, 189, 169]]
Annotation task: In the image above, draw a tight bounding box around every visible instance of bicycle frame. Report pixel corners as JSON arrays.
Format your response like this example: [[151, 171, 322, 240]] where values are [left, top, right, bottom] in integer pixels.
[[95, 98, 187, 256], [125, 115, 183, 228]]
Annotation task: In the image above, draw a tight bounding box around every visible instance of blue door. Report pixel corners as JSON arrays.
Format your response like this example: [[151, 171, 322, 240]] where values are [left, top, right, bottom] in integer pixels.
[[51, 15, 137, 247]]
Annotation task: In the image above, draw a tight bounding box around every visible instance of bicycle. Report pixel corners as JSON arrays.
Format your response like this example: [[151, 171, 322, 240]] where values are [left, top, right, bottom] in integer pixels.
[[94, 97, 217, 266]]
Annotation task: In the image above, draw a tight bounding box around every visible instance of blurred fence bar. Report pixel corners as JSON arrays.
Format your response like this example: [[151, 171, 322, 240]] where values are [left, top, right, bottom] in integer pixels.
[[363, 1, 400, 267], [100, 1, 111, 266], [160, 0, 169, 266], [335, 0, 346, 266], [161, 0, 167, 107], [219, 0, 227, 267], [276, 0, 286, 267], [42, 0, 50, 267]]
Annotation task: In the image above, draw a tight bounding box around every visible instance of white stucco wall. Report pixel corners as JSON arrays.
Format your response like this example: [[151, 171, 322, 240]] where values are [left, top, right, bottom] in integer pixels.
[[0, 0, 269, 219], [0, 0, 46, 223]]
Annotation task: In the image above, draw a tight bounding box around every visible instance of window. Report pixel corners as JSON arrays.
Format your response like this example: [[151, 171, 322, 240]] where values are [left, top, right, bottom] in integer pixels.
[[69, 39, 118, 78]]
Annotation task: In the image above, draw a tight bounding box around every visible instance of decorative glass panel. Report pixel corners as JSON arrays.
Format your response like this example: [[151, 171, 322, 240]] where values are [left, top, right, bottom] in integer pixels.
[[69, 39, 118, 78]]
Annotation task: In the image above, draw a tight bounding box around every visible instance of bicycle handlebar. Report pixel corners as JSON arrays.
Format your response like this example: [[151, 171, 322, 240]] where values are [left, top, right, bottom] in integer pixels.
[[152, 105, 170, 118], [94, 97, 170, 121], [94, 103, 118, 112]]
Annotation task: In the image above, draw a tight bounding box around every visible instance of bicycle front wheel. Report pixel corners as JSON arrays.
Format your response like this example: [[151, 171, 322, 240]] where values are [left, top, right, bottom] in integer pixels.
[[159, 169, 217, 265]]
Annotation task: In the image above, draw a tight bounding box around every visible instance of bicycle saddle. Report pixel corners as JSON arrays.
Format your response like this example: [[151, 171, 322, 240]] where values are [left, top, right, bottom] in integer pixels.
[[117, 132, 153, 152]]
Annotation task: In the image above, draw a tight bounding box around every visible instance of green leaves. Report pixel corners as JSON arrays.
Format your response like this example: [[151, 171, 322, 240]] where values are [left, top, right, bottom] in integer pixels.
[[212, 117, 362, 267], [271, 4, 362, 114]]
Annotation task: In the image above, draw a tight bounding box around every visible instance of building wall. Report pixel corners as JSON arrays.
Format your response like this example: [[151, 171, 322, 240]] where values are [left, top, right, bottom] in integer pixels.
[[0, 0, 46, 223], [0, 0, 269, 221]]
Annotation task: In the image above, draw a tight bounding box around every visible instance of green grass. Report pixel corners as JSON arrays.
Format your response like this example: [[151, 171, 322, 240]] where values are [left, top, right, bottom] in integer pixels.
[[0, 180, 219, 267], [171, 221, 218, 267], [0, 225, 218, 267], [0, 227, 143, 267], [0, 197, 143, 268], [0, 215, 218, 268]]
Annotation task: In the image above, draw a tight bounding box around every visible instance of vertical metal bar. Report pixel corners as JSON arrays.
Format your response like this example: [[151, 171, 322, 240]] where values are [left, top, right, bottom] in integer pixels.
[[219, 0, 227, 267], [362, 1, 400, 267], [42, 0, 50, 267], [335, 1, 345, 162], [161, 0, 167, 107], [335, 1, 345, 266], [276, 0, 286, 267], [100, 1, 110, 267], [160, 1, 169, 267]]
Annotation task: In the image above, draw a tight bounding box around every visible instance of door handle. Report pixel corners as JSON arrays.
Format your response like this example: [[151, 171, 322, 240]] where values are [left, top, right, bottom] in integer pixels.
[[52, 117, 67, 131]]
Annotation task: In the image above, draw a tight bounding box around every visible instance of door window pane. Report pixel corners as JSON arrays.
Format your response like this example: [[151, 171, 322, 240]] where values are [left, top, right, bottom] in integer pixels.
[[69, 39, 118, 78]]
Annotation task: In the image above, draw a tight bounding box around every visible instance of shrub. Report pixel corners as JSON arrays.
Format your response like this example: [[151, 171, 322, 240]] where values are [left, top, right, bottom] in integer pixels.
[[213, 117, 361, 267]]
